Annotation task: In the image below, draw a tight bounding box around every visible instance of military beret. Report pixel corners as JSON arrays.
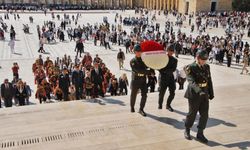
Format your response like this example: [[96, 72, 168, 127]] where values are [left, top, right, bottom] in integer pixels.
[[134, 44, 141, 52], [196, 50, 208, 60], [167, 44, 175, 51]]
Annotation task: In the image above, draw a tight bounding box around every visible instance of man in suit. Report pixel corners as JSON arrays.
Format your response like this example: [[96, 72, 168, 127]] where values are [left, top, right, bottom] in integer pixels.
[[91, 62, 104, 98], [1, 79, 14, 107], [59, 68, 70, 101], [72, 65, 85, 100]]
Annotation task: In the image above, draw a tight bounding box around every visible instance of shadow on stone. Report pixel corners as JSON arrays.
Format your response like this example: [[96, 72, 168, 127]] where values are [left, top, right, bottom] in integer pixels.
[[101, 97, 126, 106], [13, 52, 22, 55], [83, 98, 106, 105], [147, 113, 185, 130], [207, 140, 250, 149], [174, 109, 237, 129]]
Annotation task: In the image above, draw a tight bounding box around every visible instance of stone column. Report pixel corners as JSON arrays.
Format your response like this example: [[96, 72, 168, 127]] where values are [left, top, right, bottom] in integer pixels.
[[168, 0, 171, 10], [160, 0, 162, 10], [155, 0, 159, 10], [171, 0, 174, 10], [163, 0, 167, 10]]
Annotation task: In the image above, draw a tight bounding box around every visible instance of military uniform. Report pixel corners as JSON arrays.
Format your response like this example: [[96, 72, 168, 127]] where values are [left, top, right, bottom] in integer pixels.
[[158, 55, 178, 111], [184, 50, 214, 143], [130, 45, 154, 116]]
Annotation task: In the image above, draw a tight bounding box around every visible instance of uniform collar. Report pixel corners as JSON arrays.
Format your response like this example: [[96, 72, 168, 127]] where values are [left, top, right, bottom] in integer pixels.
[[195, 61, 203, 68]]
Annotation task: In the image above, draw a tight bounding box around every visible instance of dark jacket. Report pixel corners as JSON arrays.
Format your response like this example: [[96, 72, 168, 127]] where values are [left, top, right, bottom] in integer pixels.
[[15, 88, 28, 100], [130, 57, 154, 81], [72, 70, 84, 86], [159, 55, 178, 82], [91, 68, 103, 84], [1, 83, 14, 100], [75, 42, 84, 52], [184, 62, 214, 100], [59, 73, 70, 91]]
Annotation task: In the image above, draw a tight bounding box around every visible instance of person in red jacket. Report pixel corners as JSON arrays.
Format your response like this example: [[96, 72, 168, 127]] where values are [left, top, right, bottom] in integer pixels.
[[12, 62, 19, 79]]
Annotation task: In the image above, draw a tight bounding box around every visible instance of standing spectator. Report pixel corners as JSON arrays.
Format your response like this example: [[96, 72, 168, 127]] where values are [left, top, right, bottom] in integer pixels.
[[85, 71, 93, 99], [8, 38, 15, 54], [72, 65, 84, 100], [104, 34, 111, 49], [10, 25, 16, 40], [109, 77, 118, 96], [24, 82, 31, 105], [54, 85, 63, 101], [38, 37, 45, 53], [35, 85, 47, 104], [226, 45, 233, 67], [43, 80, 52, 102], [177, 67, 187, 90], [75, 39, 84, 58], [15, 80, 27, 106], [93, 54, 102, 64], [12, 62, 19, 79], [1, 79, 14, 107], [240, 50, 249, 75], [235, 48, 241, 64], [59, 68, 70, 101], [125, 39, 131, 53], [69, 85, 76, 100], [91, 62, 104, 98], [117, 49, 125, 70], [119, 73, 128, 95]]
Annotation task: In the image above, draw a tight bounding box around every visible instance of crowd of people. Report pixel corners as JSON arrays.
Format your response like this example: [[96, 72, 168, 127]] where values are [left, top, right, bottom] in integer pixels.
[[1, 62, 32, 108], [1, 8, 250, 108], [32, 53, 130, 104], [0, 3, 132, 12]]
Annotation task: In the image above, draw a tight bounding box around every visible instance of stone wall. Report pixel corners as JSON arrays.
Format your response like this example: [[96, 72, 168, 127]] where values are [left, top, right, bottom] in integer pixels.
[[217, 0, 232, 11], [178, 0, 197, 14]]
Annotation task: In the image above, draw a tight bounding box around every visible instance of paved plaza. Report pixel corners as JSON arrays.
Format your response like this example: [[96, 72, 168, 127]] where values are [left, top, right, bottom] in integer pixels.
[[0, 10, 250, 150]]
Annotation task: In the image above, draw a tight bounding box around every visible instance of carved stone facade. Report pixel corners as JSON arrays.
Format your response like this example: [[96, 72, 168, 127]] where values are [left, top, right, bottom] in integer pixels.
[[140, 0, 232, 13]]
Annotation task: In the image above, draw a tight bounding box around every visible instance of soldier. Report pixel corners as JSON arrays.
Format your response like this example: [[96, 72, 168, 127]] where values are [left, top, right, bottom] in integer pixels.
[[158, 45, 178, 112], [184, 50, 214, 144], [130, 44, 154, 117]]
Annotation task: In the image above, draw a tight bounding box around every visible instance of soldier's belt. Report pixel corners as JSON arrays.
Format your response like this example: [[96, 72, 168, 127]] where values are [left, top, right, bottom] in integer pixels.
[[198, 83, 207, 88], [136, 73, 145, 77]]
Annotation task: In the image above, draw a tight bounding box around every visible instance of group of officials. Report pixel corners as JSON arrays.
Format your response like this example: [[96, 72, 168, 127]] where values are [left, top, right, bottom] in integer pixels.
[[130, 43, 214, 144]]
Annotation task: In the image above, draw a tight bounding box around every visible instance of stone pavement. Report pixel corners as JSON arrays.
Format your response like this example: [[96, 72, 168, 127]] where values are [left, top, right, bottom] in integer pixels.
[[0, 10, 250, 150]]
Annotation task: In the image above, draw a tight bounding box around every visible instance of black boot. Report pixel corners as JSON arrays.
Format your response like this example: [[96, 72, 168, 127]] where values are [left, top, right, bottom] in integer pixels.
[[166, 105, 174, 112], [196, 130, 208, 144], [158, 105, 162, 109], [131, 107, 135, 113], [139, 109, 147, 117], [184, 128, 192, 140]]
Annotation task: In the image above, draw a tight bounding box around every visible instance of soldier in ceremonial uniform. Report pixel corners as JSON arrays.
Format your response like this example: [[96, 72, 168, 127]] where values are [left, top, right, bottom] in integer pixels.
[[130, 44, 154, 117], [184, 50, 214, 144], [158, 44, 178, 112]]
